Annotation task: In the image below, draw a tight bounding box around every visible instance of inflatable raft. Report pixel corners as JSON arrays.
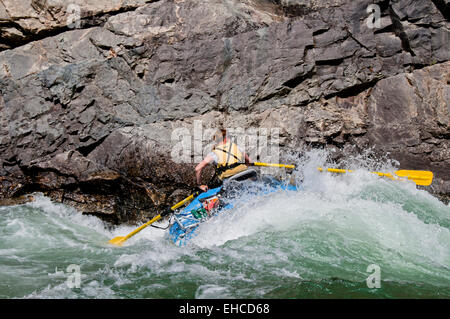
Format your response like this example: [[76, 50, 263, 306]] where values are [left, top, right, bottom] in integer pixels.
[[168, 169, 298, 246]]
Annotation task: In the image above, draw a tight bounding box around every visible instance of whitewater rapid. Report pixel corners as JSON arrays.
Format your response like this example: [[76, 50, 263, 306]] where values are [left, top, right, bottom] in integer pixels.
[[0, 150, 449, 298]]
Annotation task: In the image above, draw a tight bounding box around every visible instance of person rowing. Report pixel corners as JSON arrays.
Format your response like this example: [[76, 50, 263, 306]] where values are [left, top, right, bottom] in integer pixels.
[[195, 129, 254, 192]]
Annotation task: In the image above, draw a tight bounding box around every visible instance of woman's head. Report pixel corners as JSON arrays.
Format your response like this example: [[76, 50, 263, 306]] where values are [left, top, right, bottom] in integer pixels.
[[212, 128, 227, 144]]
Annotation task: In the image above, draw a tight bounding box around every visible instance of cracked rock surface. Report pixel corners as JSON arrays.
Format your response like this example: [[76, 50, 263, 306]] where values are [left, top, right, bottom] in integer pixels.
[[0, 0, 449, 223]]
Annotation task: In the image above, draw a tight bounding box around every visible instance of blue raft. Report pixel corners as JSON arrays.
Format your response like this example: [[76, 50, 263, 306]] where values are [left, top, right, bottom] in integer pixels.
[[168, 170, 298, 246]]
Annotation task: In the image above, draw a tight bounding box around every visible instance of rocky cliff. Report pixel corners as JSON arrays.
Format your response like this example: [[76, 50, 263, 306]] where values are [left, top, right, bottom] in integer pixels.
[[0, 0, 449, 224]]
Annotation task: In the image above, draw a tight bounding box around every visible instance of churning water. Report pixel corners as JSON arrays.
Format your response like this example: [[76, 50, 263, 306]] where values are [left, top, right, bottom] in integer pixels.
[[1, 150, 449, 298]]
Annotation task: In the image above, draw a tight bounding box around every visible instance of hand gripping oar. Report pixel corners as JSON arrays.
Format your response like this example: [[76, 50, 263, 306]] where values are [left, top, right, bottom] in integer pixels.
[[317, 167, 434, 186], [108, 192, 199, 246]]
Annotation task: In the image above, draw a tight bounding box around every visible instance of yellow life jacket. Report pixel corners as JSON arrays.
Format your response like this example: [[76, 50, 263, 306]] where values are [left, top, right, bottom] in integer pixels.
[[212, 141, 248, 180]]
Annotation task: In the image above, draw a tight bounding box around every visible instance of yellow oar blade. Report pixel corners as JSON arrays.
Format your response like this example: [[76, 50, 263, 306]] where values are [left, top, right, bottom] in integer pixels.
[[107, 214, 162, 246], [395, 170, 434, 186], [318, 167, 434, 186], [107, 192, 198, 246], [108, 236, 126, 246]]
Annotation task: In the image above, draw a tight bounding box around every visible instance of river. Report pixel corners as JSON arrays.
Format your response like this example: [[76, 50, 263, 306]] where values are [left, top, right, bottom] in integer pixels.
[[1, 151, 449, 298]]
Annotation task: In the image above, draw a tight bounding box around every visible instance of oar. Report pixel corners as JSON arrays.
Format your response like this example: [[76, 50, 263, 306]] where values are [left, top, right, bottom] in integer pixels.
[[251, 163, 433, 186], [251, 162, 296, 169], [317, 167, 434, 186], [108, 192, 199, 246]]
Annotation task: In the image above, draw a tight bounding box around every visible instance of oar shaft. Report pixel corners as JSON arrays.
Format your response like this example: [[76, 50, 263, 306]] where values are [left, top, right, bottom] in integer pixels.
[[252, 162, 295, 169], [371, 172, 395, 179], [123, 193, 197, 241], [318, 167, 353, 174], [122, 214, 163, 241], [317, 167, 433, 186], [109, 192, 198, 246], [318, 167, 396, 177], [171, 193, 196, 210]]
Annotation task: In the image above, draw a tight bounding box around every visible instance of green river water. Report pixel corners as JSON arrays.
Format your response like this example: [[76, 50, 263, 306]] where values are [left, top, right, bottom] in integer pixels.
[[0, 153, 449, 299]]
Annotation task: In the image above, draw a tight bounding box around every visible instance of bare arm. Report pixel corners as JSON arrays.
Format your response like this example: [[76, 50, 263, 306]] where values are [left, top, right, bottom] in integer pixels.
[[195, 154, 214, 186]]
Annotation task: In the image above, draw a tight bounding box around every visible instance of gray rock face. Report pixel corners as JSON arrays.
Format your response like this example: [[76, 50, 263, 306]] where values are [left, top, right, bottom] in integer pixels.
[[0, 0, 154, 51], [0, 0, 449, 223]]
